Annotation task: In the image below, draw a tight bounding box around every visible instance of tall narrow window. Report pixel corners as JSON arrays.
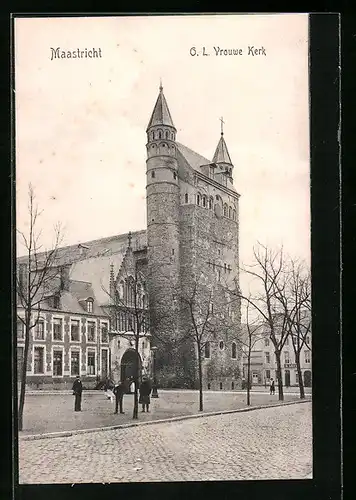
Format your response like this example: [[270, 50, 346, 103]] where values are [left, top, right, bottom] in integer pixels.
[[101, 323, 108, 343], [232, 342, 237, 359], [87, 350, 96, 375], [209, 197, 213, 210], [265, 352, 270, 364], [202, 196, 206, 208], [229, 206, 232, 218], [165, 131, 169, 139], [53, 350, 63, 377], [223, 204, 228, 217], [233, 209, 236, 220], [173, 172, 177, 180], [35, 319, 45, 340], [151, 170, 155, 178], [197, 193, 200, 205], [87, 299, 93, 313], [33, 347, 44, 374], [53, 318, 63, 341], [185, 193, 188, 203], [17, 320, 24, 339], [87, 321, 96, 342], [71, 350, 80, 376], [70, 320, 80, 342]]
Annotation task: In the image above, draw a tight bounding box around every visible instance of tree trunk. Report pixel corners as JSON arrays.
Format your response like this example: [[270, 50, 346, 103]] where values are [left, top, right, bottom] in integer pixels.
[[275, 351, 284, 401], [132, 337, 139, 420], [247, 348, 251, 406], [197, 346, 203, 411], [18, 312, 31, 431], [295, 352, 305, 399]]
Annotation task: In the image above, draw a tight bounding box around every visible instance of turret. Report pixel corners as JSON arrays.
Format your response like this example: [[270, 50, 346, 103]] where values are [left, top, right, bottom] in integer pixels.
[[212, 117, 234, 181], [146, 83, 180, 358]]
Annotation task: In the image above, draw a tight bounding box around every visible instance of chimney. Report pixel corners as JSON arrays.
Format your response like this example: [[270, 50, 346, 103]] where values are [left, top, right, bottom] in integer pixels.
[[60, 265, 70, 291]]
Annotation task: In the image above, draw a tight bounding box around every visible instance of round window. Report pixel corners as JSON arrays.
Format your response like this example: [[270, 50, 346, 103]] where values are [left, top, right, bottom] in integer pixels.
[[219, 341, 224, 350]]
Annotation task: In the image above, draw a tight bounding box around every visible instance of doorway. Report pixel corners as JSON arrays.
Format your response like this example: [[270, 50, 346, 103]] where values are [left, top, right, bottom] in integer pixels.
[[303, 370, 312, 387], [285, 369, 290, 387], [120, 349, 142, 390]]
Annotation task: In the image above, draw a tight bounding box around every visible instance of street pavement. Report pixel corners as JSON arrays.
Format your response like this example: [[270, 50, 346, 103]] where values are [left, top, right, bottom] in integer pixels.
[[20, 390, 309, 435], [19, 401, 312, 483]]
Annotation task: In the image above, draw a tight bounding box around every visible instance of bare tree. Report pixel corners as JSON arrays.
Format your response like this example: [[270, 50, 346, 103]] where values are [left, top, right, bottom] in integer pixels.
[[236, 243, 290, 401], [277, 259, 311, 399], [180, 272, 221, 411], [16, 184, 63, 431], [239, 298, 264, 405]]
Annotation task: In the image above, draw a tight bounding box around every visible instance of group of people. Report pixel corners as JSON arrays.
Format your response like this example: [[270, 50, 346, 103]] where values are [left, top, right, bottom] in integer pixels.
[[71, 375, 153, 413]]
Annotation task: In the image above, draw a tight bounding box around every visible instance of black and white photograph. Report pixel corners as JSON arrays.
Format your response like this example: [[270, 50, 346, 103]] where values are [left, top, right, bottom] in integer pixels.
[[14, 13, 313, 484]]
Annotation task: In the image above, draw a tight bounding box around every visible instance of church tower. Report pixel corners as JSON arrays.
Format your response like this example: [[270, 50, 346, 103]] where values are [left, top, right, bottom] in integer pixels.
[[146, 83, 181, 369]]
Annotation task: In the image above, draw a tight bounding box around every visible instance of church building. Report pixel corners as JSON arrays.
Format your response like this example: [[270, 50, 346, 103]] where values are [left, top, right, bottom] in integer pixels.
[[16, 85, 242, 390]]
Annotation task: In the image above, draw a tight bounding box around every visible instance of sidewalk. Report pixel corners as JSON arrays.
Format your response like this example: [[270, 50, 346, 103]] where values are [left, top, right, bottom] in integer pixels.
[[19, 389, 311, 436]]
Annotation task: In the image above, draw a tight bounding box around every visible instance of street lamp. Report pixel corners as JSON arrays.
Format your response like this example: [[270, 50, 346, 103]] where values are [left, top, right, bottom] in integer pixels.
[[151, 346, 159, 398]]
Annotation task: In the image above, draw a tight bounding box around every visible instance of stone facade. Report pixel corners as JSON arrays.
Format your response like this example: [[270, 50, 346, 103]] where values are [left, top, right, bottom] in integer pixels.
[[145, 86, 242, 388]]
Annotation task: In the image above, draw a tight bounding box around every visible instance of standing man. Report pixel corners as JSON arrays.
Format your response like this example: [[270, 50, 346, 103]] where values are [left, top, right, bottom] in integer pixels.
[[72, 375, 83, 412], [113, 380, 125, 414]]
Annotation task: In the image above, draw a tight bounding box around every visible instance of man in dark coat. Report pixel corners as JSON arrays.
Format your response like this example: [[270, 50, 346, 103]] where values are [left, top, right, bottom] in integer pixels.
[[113, 380, 126, 414], [139, 376, 152, 413], [72, 375, 83, 411]]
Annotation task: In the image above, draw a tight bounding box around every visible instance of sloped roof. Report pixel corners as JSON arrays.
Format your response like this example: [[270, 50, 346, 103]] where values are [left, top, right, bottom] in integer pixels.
[[212, 135, 233, 164], [147, 86, 175, 130], [176, 142, 211, 172], [17, 230, 147, 267]]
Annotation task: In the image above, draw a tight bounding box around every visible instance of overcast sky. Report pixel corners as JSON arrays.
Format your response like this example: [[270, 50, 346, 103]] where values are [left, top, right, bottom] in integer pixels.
[[15, 14, 310, 306]]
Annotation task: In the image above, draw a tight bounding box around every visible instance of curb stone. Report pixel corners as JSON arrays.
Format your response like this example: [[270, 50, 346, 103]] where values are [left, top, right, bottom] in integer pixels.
[[20, 398, 311, 441]]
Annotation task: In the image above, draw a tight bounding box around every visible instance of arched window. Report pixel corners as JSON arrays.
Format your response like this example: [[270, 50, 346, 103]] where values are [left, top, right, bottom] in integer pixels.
[[229, 206, 232, 218], [223, 204, 228, 217], [232, 342, 237, 359], [197, 193, 201, 205], [128, 277, 135, 306], [123, 280, 128, 304], [185, 193, 188, 203], [204, 341, 211, 359], [165, 131, 169, 139], [171, 132, 174, 140], [202, 195, 206, 208], [219, 340, 224, 350], [209, 197, 213, 210], [158, 130, 162, 139], [232, 209, 236, 221]]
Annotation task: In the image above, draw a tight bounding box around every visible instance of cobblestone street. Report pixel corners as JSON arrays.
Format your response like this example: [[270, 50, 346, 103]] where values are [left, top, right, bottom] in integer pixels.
[[19, 402, 312, 483]]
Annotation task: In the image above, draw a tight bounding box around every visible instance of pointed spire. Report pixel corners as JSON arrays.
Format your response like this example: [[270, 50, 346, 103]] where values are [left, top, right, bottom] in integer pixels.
[[212, 135, 232, 164], [147, 82, 175, 130]]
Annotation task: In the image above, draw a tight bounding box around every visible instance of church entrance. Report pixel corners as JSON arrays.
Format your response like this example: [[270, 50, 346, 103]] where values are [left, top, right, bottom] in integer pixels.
[[120, 349, 142, 392]]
